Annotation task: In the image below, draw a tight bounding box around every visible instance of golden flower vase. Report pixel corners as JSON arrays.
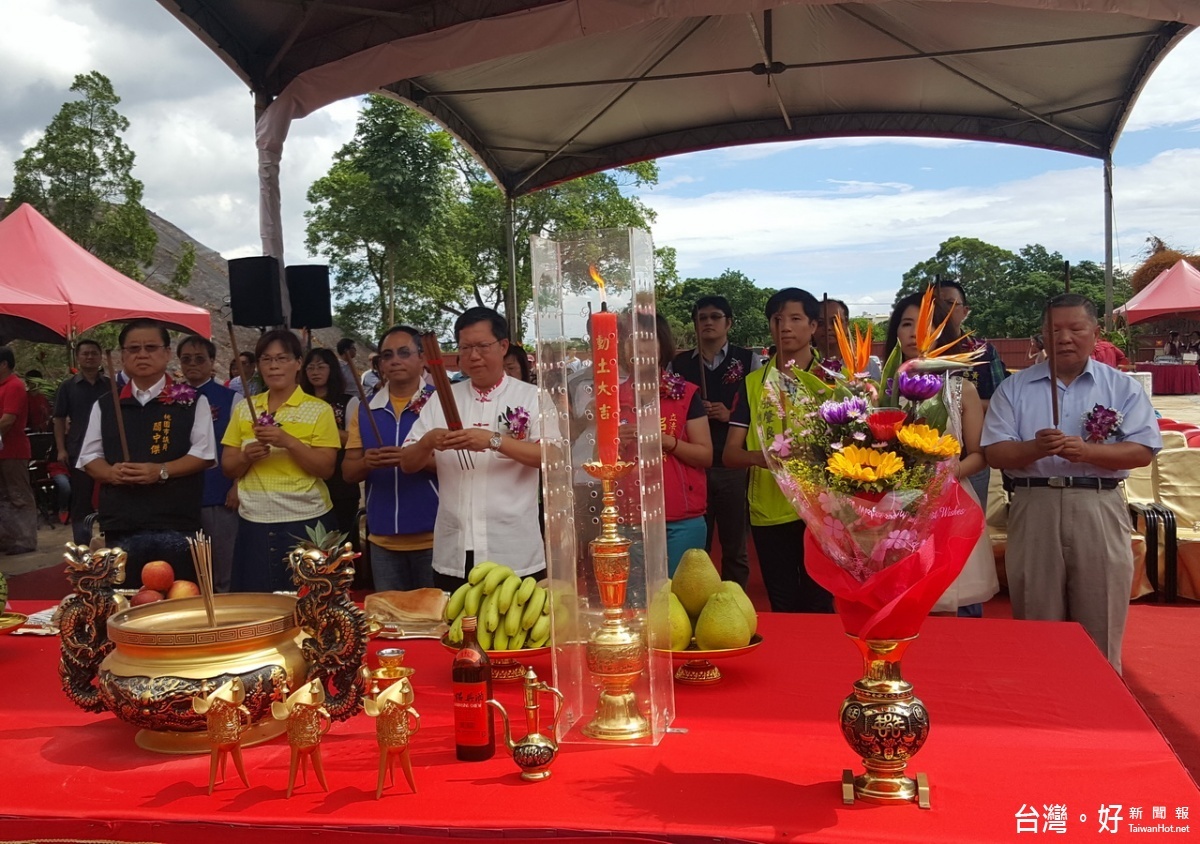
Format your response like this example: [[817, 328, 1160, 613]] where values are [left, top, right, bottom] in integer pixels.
[[838, 635, 931, 809]]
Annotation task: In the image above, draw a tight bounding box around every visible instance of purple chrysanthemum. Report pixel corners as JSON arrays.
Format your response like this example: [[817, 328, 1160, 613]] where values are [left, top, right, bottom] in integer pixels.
[[897, 371, 943, 401], [818, 395, 869, 425]]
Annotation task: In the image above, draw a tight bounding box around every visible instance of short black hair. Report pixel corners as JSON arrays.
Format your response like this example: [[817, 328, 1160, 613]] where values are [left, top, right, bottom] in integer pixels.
[[336, 338, 355, 354], [1044, 293, 1098, 323], [765, 287, 819, 321], [176, 335, 216, 359], [238, 351, 255, 363], [255, 328, 304, 360], [0, 346, 14, 371], [455, 307, 509, 343], [692, 296, 733, 321], [824, 298, 850, 321], [378, 324, 424, 351], [75, 338, 102, 354], [118, 319, 170, 348], [936, 279, 969, 305]]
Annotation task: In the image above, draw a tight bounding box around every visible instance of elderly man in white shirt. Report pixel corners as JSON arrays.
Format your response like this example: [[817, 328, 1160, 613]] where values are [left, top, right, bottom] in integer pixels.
[[982, 295, 1160, 673], [400, 308, 551, 591], [77, 320, 216, 588]]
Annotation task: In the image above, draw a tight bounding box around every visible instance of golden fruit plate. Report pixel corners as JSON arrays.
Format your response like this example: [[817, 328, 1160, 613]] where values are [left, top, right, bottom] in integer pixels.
[[653, 634, 764, 685], [0, 612, 28, 636], [439, 634, 550, 683]]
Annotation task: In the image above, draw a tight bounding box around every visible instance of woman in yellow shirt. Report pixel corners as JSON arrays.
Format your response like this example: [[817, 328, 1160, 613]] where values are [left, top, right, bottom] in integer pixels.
[[221, 330, 340, 592]]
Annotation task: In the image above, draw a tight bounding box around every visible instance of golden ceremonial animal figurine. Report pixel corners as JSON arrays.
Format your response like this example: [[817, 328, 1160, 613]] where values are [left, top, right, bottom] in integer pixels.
[[58, 544, 127, 712], [289, 525, 370, 722], [192, 678, 252, 794], [362, 670, 421, 798], [270, 679, 333, 798]]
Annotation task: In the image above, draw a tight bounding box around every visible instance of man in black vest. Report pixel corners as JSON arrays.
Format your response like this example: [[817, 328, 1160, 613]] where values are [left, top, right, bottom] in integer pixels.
[[77, 320, 216, 588], [670, 296, 755, 588]]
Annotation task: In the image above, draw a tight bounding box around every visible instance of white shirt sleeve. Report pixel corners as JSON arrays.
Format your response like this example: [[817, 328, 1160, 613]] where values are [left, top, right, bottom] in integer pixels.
[[189, 395, 217, 462], [76, 402, 105, 469]]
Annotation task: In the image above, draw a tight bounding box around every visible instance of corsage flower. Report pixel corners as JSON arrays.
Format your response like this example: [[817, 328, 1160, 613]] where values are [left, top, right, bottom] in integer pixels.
[[661, 371, 687, 402], [1082, 404, 1123, 443], [159, 383, 197, 406], [500, 405, 531, 440]]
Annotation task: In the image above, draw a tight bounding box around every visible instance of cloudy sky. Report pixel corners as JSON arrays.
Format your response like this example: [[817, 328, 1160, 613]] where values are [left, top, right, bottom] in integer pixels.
[[3, 1, 1200, 318]]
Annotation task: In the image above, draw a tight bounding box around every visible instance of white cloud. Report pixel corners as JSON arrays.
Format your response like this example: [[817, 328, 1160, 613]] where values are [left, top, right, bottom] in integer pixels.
[[1122, 34, 1200, 133]]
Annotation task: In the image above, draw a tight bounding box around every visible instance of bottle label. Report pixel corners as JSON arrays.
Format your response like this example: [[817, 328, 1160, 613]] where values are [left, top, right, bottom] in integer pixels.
[[453, 681, 491, 746]]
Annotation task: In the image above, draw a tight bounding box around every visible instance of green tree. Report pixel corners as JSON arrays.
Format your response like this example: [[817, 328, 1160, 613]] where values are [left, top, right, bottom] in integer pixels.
[[5, 71, 157, 280], [657, 269, 773, 350], [900, 236, 1131, 338], [306, 96, 661, 342], [306, 96, 463, 340]]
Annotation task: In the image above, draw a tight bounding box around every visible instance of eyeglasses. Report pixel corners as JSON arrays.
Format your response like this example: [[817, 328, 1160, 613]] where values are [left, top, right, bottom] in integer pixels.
[[459, 341, 499, 357], [178, 355, 210, 364], [123, 344, 165, 355], [379, 349, 418, 361], [258, 354, 296, 366]]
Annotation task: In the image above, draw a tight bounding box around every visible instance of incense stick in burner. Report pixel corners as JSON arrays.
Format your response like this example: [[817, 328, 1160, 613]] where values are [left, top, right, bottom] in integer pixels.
[[188, 532, 217, 628]]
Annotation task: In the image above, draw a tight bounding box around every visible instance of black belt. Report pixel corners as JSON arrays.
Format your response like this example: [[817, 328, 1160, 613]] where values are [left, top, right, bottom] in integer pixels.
[[1008, 476, 1119, 490]]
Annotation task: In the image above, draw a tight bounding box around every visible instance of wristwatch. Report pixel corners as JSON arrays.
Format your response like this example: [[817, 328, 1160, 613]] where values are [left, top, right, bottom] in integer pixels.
[[488, 433, 503, 452], [158, 465, 170, 484]]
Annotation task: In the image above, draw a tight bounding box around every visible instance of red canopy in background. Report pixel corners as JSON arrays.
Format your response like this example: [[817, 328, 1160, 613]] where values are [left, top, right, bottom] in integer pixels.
[[1115, 259, 1200, 325], [0, 203, 211, 341]]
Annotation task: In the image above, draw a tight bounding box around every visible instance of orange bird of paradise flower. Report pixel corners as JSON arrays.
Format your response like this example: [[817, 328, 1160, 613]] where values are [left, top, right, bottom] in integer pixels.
[[901, 284, 985, 373], [833, 314, 872, 379]]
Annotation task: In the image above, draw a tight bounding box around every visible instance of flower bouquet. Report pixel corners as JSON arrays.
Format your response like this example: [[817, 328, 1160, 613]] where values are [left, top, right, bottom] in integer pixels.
[[755, 286, 985, 639], [757, 286, 988, 805]]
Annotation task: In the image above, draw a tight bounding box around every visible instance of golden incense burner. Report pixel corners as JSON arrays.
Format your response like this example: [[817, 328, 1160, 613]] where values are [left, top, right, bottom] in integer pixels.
[[580, 459, 649, 741], [59, 534, 368, 755]]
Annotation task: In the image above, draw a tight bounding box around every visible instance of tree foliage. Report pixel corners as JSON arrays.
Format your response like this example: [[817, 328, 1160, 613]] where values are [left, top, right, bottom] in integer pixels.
[[898, 236, 1131, 338], [657, 269, 773, 350], [305, 95, 660, 343], [5, 71, 157, 280]]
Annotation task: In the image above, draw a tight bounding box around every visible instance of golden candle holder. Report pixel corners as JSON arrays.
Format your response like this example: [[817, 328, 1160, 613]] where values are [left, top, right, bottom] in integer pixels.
[[839, 635, 931, 809], [580, 459, 650, 741]]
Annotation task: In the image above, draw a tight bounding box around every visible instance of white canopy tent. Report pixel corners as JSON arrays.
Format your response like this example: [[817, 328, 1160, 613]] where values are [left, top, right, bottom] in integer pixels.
[[157, 0, 1199, 327]]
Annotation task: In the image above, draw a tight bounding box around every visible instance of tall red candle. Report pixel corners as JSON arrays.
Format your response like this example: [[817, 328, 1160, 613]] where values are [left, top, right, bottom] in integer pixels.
[[591, 305, 620, 464]]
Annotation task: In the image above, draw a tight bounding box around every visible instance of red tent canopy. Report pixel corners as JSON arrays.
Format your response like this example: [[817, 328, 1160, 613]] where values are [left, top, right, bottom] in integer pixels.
[[1115, 260, 1200, 325], [0, 203, 211, 341]]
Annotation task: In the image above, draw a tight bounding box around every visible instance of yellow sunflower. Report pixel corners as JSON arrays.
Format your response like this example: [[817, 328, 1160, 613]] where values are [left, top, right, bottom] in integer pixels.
[[827, 445, 905, 483], [897, 424, 960, 458]]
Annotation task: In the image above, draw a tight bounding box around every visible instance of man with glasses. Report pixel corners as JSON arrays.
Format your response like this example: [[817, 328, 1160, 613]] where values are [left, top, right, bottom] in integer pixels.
[[177, 335, 238, 592], [670, 296, 756, 589], [53, 339, 110, 546], [77, 320, 216, 588], [344, 325, 439, 590], [401, 307, 552, 591]]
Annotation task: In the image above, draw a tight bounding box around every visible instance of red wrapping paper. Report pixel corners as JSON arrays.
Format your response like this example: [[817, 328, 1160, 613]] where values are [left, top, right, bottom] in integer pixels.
[[804, 477, 983, 639]]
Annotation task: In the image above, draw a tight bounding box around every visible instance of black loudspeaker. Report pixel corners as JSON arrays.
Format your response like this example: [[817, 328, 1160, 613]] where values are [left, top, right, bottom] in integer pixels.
[[286, 265, 333, 329], [228, 256, 284, 326]]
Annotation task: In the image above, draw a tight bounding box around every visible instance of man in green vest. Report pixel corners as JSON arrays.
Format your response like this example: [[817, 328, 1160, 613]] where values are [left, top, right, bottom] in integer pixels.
[[723, 288, 833, 613]]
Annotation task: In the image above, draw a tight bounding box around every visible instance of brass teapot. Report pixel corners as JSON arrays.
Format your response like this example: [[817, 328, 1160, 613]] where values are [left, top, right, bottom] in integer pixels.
[[487, 667, 564, 781]]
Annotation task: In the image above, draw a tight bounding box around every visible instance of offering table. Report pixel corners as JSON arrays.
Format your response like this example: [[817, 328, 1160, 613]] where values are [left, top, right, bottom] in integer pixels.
[[0, 605, 1195, 843]]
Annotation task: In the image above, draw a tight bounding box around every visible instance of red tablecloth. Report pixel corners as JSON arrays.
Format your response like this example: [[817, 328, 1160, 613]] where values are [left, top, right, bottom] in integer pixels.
[[1136, 363, 1200, 395], [0, 606, 1196, 843]]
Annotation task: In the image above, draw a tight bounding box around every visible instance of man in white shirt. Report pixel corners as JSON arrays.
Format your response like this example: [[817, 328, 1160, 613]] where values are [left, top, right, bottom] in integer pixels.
[[77, 320, 216, 588], [400, 307, 550, 591]]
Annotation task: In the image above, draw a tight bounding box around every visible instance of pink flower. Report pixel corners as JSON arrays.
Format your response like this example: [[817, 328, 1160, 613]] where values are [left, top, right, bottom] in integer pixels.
[[408, 386, 434, 416], [660, 371, 687, 401], [500, 406, 531, 440], [159, 383, 197, 406], [769, 433, 792, 458], [723, 358, 746, 384]]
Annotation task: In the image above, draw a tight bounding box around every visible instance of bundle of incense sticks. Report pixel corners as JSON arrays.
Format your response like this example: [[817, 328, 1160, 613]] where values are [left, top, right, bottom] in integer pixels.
[[420, 333, 463, 430], [341, 349, 383, 445], [104, 350, 131, 461], [187, 532, 218, 628]]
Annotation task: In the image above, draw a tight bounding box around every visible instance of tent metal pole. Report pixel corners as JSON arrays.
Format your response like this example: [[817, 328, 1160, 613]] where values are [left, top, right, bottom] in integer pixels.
[[1104, 153, 1115, 332], [505, 195, 519, 342]]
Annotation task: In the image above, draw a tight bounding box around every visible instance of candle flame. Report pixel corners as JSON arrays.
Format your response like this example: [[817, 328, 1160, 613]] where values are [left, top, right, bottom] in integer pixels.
[[589, 264, 607, 305]]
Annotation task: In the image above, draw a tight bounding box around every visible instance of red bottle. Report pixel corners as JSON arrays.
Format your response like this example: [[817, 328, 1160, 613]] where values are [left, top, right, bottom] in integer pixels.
[[452, 616, 495, 761]]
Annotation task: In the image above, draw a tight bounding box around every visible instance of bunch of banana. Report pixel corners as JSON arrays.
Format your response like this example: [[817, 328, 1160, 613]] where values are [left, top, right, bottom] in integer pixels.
[[444, 561, 552, 650]]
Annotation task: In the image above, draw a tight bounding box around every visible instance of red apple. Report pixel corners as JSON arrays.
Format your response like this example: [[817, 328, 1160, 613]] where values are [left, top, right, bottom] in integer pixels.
[[130, 589, 165, 606], [141, 561, 176, 593], [167, 580, 201, 600]]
